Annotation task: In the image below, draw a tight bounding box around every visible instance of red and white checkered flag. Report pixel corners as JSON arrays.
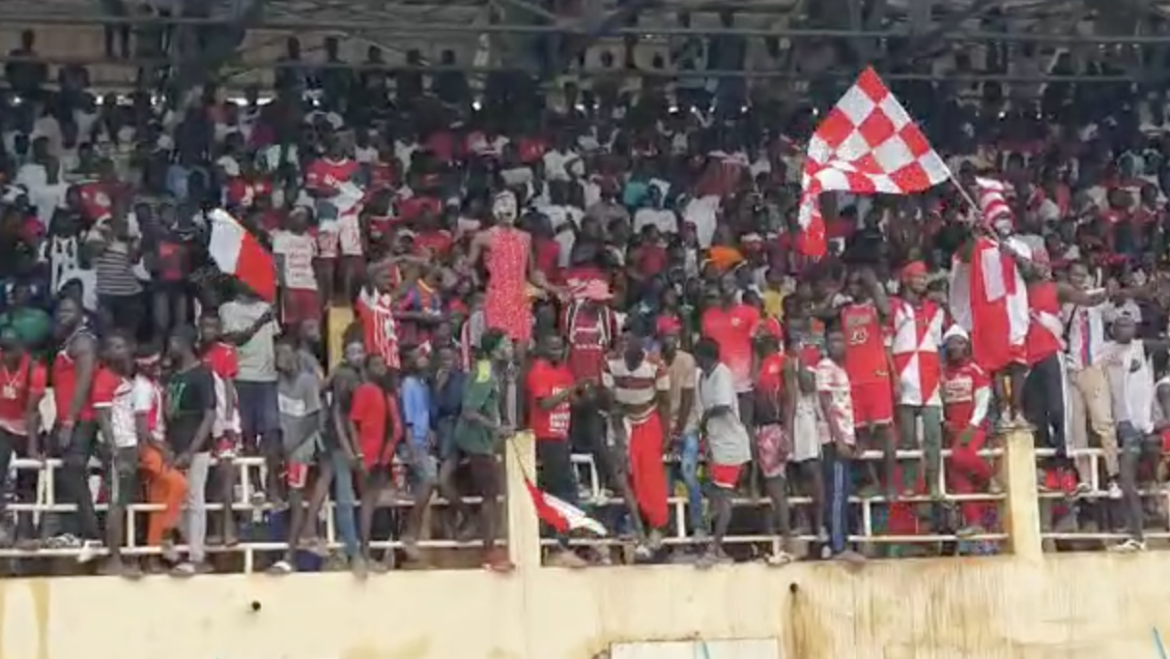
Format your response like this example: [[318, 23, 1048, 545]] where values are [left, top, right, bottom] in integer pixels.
[[975, 177, 1013, 229], [797, 67, 953, 258]]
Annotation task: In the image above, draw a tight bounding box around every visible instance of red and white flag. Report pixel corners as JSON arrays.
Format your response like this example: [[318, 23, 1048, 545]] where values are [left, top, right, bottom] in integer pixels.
[[948, 236, 1029, 373], [524, 476, 607, 537], [207, 209, 277, 302], [796, 67, 953, 258]]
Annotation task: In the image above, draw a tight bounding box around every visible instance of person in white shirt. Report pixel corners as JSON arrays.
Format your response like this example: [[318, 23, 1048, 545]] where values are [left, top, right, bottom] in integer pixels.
[[815, 329, 864, 564], [632, 185, 678, 235], [694, 337, 751, 566], [271, 206, 321, 326], [1097, 314, 1169, 553], [91, 331, 141, 576]]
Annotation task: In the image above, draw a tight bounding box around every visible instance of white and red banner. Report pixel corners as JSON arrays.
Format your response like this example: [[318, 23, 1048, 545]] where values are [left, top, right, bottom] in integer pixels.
[[207, 209, 278, 302], [524, 476, 607, 537], [948, 236, 1029, 373], [796, 67, 952, 258]]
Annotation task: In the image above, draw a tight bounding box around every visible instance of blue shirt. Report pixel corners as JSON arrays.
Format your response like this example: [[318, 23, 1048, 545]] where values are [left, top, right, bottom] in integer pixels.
[[400, 375, 432, 447]]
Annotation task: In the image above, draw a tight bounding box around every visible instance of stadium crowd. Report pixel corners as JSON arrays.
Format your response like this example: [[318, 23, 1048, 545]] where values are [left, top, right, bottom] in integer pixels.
[[0, 27, 1169, 577]]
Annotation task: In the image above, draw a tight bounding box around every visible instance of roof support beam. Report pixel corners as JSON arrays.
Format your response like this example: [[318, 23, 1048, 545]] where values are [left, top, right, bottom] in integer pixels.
[[8, 14, 1170, 44]]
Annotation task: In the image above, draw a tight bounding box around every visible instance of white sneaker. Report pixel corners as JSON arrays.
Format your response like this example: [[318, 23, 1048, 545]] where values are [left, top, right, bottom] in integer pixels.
[[77, 539, 103, 564], [1109, 538, 1146, 553], [1108, 481, 1123, 500]]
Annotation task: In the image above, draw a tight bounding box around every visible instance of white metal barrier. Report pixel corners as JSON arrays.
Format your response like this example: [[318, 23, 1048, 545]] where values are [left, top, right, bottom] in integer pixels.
[[1034, 446, 1170, 546], [0, 456, 500, 573], [553, 447, 1008, 549]]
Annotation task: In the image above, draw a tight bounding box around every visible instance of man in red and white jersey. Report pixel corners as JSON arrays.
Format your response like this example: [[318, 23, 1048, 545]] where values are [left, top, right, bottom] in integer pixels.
[[890, 261, 946, 497], [305, 137, 361, 297], [601, 334, 670, 557], [198, 312, 243, 546], [840, 268, 897, 498], [0, 327, 46, 547], [356, 259, 401, 370], [90, 331, 140, 575], [940, 326, 1000, 535]]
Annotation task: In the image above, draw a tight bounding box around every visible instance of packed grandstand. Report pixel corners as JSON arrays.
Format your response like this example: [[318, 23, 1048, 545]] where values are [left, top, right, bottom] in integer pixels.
[[0, 0, 1167, 577]]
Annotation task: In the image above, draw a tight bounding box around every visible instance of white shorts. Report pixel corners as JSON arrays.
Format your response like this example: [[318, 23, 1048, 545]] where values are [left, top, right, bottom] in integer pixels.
[[790, 396, 822, 463], [212, 373, 242, 439], [338, 212, 363, 256], [316, 221, 340, 259]]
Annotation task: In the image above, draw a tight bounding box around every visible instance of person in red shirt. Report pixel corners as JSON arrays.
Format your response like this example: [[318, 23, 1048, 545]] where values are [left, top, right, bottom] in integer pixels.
[[336, 341, 401, 576], [526, 333, 587, 567], [50, 295, 104, 555], [840, 268, 897, 499], [941, 325, 1000, 534], [0, 327, 46, 548], [700, 272, 761, 424], [199, 312, 243, 547]]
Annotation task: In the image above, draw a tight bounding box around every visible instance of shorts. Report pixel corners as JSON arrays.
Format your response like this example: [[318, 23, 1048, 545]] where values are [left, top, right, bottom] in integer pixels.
[[316, 223, 340, 259], [106, 446, 139, 507], [1160, 429, 1170, 454], [755, 424, 788, 479], [236, 381, 281, 439], [338, 212, 364, 256], [282, 288, 321, 326], [397, 441, 438, 484], [851, 380, 894, 428], [790, 397, 823, 463], [709, 462, 742, 489]]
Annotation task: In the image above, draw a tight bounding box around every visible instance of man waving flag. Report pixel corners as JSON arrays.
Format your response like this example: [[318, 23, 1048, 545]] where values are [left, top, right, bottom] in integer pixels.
[[796, 67, 953, 258]]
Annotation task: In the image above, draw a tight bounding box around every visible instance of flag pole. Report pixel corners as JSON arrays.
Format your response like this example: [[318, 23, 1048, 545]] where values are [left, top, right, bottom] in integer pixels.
[[950, 177, 981, 215]]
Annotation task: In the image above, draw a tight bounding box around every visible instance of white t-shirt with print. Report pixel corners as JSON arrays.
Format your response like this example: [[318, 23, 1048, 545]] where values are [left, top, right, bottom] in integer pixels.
[[815, 358, 856, 446], [272, 230, 319, 291]]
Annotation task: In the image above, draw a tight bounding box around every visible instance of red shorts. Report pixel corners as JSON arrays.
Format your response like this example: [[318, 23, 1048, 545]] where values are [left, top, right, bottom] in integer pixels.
[[286, 462, 310, 490], [709, 463, 742, 489], [851, 380, 894, 427], [282, 288, 321, 326], [1161, 429, 1170, 454]]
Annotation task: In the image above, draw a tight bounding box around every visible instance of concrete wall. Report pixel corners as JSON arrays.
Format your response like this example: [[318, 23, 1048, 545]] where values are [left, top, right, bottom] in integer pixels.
[[0, 552, 1165, 659]]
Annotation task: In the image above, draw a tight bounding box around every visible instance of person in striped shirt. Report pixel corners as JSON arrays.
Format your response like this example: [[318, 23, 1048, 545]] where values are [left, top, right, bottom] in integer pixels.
[[600, 333, 670, 557]]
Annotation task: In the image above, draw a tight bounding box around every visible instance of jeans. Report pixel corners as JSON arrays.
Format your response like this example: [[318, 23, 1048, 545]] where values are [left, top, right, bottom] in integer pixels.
[[1118, 422, 1145, 541], [180, 452, 211, 563], [823, 443, 852, 556], [329, 450, 359, 558], [672, 431, 703, 533], [1023, 353, 1067, 457]]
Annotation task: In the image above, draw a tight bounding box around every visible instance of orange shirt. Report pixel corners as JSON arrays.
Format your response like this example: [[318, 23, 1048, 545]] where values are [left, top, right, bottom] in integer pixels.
[[701, 304, 760, 393]]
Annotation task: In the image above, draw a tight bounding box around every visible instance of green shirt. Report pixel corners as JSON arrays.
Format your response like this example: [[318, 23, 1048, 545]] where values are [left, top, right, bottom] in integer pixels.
[[0, 308, 51, 350], [453, 359, 501, 456]]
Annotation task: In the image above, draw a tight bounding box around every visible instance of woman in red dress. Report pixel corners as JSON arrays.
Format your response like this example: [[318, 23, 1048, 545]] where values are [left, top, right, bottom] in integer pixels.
[[467, 191, 564, 420]]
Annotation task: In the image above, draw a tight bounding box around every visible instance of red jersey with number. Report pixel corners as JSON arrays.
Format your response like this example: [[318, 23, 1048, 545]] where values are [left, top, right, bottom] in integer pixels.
[[0, 354, 46, 436], [840, 302, 888, 385], [526, 359, 574, 441]]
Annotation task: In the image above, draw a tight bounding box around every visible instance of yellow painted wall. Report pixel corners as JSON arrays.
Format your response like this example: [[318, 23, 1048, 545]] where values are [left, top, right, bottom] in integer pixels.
[[0, 553, 1165, 659]]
